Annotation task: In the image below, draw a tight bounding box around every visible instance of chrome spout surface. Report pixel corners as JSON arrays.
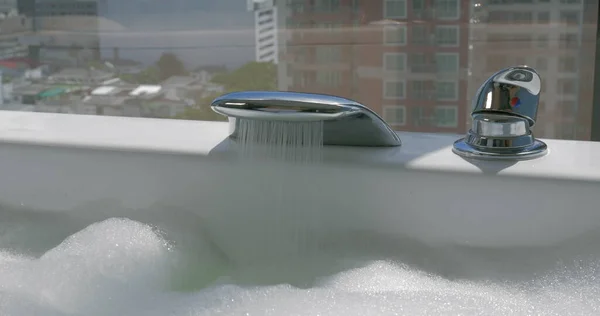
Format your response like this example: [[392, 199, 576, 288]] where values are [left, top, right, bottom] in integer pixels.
[[211, 91, 401, 147]]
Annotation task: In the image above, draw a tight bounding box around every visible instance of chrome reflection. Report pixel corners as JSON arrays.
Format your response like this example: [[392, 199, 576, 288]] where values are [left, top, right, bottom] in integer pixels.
[[211, 91, 401, 147], [453, 66, 548, 160]]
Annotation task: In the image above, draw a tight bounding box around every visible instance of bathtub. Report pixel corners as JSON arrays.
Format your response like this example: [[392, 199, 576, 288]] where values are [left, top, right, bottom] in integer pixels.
[[0, 110, 598, 252]]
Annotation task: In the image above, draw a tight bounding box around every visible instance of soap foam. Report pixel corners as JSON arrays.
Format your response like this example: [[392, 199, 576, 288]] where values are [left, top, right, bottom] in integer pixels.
[[1, 218, 600, 316]]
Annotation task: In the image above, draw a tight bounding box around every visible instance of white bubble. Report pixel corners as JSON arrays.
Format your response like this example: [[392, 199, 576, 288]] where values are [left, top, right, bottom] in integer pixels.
[[1, 217, 600, 316]]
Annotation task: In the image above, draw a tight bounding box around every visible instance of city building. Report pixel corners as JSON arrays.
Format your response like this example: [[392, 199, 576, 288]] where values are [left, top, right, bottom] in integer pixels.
[[248, 0, 279, 63], [0, 0, 16, 14], [16, 0, 102, 64], [469, 0, 593, 140], [281, 0, 470, 134], [0, 15, 31, 62]]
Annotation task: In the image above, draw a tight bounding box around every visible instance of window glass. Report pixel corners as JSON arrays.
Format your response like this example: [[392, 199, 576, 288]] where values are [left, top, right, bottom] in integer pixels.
[[434, 105, 458, 127], [384, 53, 406, 71], [384, 80, 405, 99], [384, 0, 407, 19], [383, 105, 406, 125], [435, 26, 459, 46], [1, 0, 596, 140], [383, 26, 407, 45]]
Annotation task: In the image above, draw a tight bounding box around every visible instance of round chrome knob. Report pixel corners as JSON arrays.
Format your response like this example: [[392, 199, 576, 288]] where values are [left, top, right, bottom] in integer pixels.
[[453, 66, 548, 160]]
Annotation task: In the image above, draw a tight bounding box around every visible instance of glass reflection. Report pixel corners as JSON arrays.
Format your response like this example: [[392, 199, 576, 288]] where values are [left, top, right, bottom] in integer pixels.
[[0, 0, 594, 140]]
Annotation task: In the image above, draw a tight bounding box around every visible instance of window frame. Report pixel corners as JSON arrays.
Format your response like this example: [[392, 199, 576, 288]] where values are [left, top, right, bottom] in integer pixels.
[[383, 0, 407, 19], [383, 25, 407, 46], [434, 0, 460, 21], [435, 81, 459, 101], [435, 25, 460, 47], [382, 105, 407, 126], [383, 79, 406, 100], [383, 52, 407, 72], [434, 105, 458, 128], [435, 52, 460, 73]]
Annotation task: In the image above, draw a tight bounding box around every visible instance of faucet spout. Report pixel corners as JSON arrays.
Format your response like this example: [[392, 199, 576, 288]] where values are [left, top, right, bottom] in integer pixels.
[[211, 91, 401, 147], [453, 66, 548, 160]]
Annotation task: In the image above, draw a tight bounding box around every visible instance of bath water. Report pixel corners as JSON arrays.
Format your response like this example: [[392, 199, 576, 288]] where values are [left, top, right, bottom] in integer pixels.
[[1, 119, 599, 315]]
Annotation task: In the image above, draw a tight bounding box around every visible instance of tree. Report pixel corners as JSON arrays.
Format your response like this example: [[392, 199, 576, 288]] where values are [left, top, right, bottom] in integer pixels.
[[155, 52, 187, 81], [174, 94, 227, 122], [119, 66, 160, 85], [175, 61, 277, 121], [211, 61, 277, 91]]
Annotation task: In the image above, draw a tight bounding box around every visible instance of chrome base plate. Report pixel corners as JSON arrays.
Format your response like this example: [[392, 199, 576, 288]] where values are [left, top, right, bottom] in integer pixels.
[[452, 138, 548, 161]]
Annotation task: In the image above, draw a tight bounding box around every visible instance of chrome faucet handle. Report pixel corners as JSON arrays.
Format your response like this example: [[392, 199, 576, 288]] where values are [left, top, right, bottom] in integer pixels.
[[211, 91, 402, 147], [471, 66, 541, 126], [453, 66, 548, 160]]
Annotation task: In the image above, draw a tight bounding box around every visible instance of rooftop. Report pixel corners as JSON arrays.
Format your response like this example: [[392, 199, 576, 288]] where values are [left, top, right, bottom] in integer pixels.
[[83, 95, 128, 106], [160, 76, 199, 87]]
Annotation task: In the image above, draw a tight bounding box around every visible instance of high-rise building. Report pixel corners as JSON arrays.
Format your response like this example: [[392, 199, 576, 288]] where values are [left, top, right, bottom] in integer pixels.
[[0, 0, 16, 14], [248, 0, 279, 64], [17, 0, 101, 65], [281, 0, 471, 134], [469, 0, 592, 140]]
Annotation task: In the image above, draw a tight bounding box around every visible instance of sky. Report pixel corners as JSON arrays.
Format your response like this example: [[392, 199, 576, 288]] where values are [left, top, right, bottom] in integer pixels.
[[97, 0, 256, 69]]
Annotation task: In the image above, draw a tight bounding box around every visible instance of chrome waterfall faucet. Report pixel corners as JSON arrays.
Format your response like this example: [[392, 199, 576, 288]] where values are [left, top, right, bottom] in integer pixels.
[[453, 66, 548, 160], [211, 91, 402, 147]]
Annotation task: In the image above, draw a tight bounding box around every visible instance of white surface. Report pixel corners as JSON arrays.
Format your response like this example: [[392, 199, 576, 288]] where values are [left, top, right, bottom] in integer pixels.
[[129, 85, 162, 96], [0, 111, 598, 248], [0, 111, 597, 181], [3, 217, 599, 316]]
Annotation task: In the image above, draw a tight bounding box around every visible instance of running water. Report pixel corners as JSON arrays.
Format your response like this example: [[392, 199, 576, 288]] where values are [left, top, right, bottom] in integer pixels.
[[227, 118, 326, 263], [235, 118, 324, 163]]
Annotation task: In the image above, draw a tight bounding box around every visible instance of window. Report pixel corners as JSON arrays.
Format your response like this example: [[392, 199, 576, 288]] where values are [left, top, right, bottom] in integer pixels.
[[559, 56, 577, 72], [8, 0, 600, 143], [434, 0, 460, 20], [294, 47, 309, 62], [412, 107, 427, 126], [434, 106, 458, 127], [384, 0, 407, 19], [413, 0, 425, 13], [436, 81, 458, 100], [316, 70, 341, 87], [435, 26, 459, 46], [537, 35, 549, 48], [383, 105, 406, 126], [315, 0, 340, 12], [536, 57, 547, 70], [384, 80, 405, 99], [293, 71, 309, 87], [537, 12, 550, 23], [411, 80, 432, 99], [410, 54, 434, 73], [559, 100, 577, 117], [384, 53, 406, 71], [557, 79, 577, 95], [315, 46, 341, 64], [435, 53, 459, 73], [559, 33, 579, 49], [383, 26, 407, 46], [560, 11, 580, 25], [291, 1, 304, 13], [411, 25, 429, 45]]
